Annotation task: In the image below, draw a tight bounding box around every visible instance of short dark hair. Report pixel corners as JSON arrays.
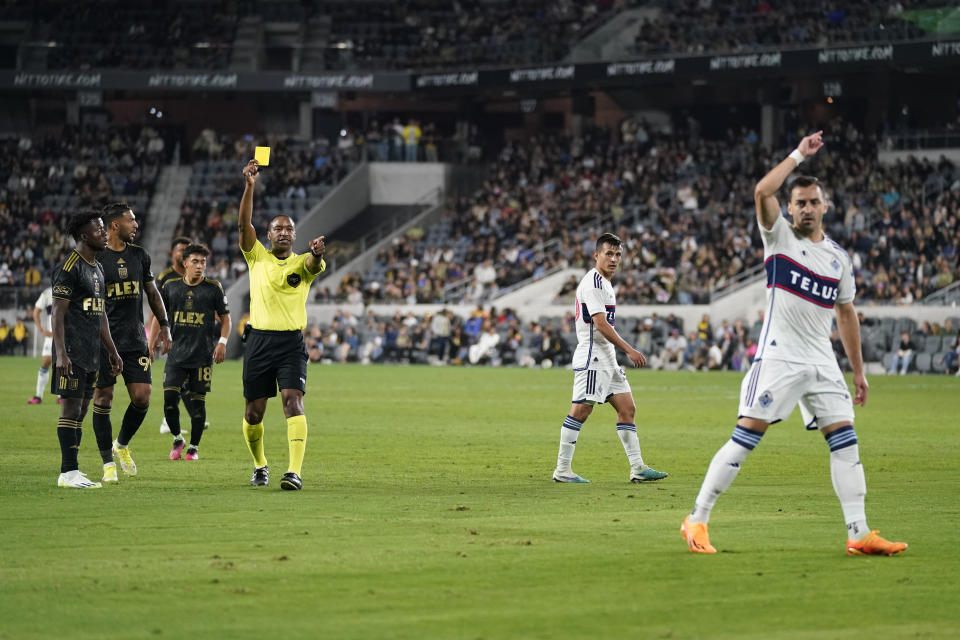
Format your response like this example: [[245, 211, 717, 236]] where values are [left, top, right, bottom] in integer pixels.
[[788, 175, 824, 199], [181, 243, 211, 264], [269, 215, 296, 229], [101, 202, 132, 228], [596, 233, 622, 251], [66, 210, 102, 241], [170, 236, 192, 250]]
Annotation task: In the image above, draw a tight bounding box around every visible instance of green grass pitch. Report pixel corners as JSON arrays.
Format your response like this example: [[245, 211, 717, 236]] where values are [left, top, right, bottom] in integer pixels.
[[1, 357, 958, 639]]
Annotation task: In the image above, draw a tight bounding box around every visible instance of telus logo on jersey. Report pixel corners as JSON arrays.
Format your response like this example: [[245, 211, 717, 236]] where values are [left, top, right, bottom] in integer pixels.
[[765, 254, 839, 308]]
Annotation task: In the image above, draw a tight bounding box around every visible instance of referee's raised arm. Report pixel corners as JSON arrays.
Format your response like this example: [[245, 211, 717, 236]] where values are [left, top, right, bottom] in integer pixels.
[[239, 159, 259, 252]]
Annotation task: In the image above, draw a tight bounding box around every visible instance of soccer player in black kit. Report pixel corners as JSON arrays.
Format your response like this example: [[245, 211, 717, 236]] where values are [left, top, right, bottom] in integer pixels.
[[51, 211, 122, 488], [159, 243, 231, 460], [92, 203, 172, 479]]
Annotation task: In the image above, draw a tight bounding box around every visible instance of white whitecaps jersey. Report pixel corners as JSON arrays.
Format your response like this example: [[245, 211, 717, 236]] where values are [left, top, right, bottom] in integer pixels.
[[573, 268, 619, 371], [34, 286, 53, 333], [757, 215, 855, 366]]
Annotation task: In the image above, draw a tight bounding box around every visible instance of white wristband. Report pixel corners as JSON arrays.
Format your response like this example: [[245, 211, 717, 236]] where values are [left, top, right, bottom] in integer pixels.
[[218, 337, 228, 346], [788, 149, 805, 165]]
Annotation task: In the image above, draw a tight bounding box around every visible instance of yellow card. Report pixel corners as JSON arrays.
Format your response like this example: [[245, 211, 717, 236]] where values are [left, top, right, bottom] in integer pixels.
[[255, 146, 271, 166]]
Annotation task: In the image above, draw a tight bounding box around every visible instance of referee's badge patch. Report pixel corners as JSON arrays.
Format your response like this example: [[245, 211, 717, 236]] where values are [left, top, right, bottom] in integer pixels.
[[286, 273, 302, 287]]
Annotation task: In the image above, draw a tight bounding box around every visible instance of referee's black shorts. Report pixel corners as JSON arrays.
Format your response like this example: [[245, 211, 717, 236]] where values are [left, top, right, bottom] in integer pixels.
[[242, 328, 308, 400]]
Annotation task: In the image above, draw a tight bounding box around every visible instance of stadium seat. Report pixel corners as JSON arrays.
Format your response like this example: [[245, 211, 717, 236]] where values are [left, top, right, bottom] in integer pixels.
[[914, 353, 932, 374]]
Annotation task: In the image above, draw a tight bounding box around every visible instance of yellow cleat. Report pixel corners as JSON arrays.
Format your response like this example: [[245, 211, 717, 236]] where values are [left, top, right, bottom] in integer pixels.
[[846, 531, 907, 556], [112, 441, 138, 476], [101, 462, 119, 483], [681, 516, 717, 554]]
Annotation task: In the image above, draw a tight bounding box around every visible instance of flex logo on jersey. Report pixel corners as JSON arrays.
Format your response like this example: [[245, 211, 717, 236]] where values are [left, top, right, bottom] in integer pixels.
[[106, 280, 141, 298], [82, 297, 105, 312], [173, 310, 206, 325], [765, 254, 839, 309]]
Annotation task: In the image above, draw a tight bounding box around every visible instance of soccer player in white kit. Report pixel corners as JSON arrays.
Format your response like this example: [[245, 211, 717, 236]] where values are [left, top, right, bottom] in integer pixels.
[[28, 286, 54, 404], [680, 131, 907, 556], [552, 233, 668, 484]]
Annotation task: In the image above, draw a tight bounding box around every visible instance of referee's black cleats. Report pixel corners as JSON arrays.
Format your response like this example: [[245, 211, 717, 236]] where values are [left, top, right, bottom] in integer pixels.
[[280, 471, 302, 491], [251, 465, 269, 486]]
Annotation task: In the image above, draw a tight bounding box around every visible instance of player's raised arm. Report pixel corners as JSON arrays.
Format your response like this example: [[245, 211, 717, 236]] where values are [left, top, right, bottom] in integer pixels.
[[239, 159, 259, 252], [592, 313, 646, 368], [755, 130, 824, 230]]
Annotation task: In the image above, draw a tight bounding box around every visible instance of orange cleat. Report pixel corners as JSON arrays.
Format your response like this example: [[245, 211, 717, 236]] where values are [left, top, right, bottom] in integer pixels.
[[681, 516, 717, 554], [846, 531, 907, 556]]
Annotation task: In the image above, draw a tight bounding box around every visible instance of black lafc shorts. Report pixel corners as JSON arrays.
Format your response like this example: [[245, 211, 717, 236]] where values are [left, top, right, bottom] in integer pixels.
[[51, 356, 98, 400], [242, 328, 307, 399], [163, 363, 213, 395], [97, 349, 152, 388]]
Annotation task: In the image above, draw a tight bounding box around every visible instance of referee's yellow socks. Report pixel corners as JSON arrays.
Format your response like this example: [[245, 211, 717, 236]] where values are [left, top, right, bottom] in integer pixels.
[[286, 415, 308, 475], [243, 419, 268, 468]]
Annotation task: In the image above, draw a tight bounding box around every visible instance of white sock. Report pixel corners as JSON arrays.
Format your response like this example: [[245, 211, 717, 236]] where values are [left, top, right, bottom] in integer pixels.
[[616, 423, 645, 468], [690, 427, 762, 523], [826, 432, 868, 540], [173, 435, 185, 444], [36, 367, 49, 398], [556, 415, 583, 472]]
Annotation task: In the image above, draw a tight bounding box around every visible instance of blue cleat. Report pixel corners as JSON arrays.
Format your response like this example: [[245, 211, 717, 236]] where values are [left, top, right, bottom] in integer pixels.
[[630, 466, 668, 483], [553, 471, 590, 483]]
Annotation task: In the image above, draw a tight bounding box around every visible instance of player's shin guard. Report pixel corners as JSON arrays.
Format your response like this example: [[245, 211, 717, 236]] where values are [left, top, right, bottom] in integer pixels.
[[243, 419, 267, 468], [58, 418, 80, 473], [188, 394, 206, 447], [91, 404, 114, 464], [117, 403, 148, 446], [286, 415, 307, 475], [163, 389, 183, 437], [37, 367, 50, 399], [690, 426, 763, 523], [556, 415, 583, 472], [616, 423, 645, 468], [825, 426, 868, 539]]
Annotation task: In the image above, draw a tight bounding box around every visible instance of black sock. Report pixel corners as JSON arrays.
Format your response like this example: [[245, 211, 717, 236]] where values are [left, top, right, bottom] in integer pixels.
[[189, 395, 206, 447], [163, 390, 182, 437], [180, 389, 195, 420], [91, 404, 114, 464], [58, 419, 79, 473], [117, 403, 148, 446]]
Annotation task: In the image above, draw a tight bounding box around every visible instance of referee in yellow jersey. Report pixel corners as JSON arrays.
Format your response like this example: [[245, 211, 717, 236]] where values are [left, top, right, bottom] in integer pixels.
[[239, 159, 326, 490]]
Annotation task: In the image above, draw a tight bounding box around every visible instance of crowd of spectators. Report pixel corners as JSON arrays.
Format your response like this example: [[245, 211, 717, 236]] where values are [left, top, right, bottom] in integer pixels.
[[0, 123, 166, 302], [324, 116, 959, 308], [632, 0, 956, 56], [292, 305, 960, 375], [302, 306, 581, 368]]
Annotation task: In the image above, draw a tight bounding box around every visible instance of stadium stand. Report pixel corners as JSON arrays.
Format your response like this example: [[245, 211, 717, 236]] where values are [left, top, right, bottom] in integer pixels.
[[632, 0, 959, 55]]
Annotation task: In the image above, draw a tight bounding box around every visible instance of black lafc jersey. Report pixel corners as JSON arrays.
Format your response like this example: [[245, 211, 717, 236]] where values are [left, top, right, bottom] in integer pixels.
[[98, 243, 153, 352], [51, 250, 106, 371], [155, 266, 182, 289], [161, 277, 230, 367]]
